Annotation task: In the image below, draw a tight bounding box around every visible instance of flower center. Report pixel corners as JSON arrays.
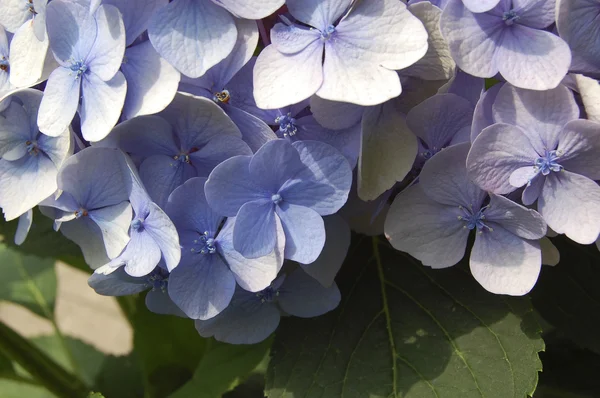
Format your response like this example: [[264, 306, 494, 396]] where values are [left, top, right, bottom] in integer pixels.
[[26, 0, 37, 15], [0, 57, 9, 73], [275, 113, 297, 138], [173, 153, 191, 164], [25, 140, 39, 156], [74, 208, 89, 218], [321, 25, 336, 41], [457, 205, 493, 233], [69, 60, 88, 79], [534, 149, 563, 176], [502, 10, 520, 25], [190, 231, 217, 255], [147, 270, 168, 292], [131, 218, 145, 231], [256, 287, 279, 303], [271, 193, 283, 204], [213, 90, 231, 104]]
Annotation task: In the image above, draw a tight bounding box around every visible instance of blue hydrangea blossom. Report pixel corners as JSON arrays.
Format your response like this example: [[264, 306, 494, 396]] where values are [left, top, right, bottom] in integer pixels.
[[557, 0, 600, 76], [0, 89, 71, 221], [165, 177, 284, 320], [253, 0, 429, 108], [38, 0, 126, 141], [467, 84, 600, 244], [440, 0, 571, 90], [205, 139, 352, 264], [385, 143, 547, 296], [195, 267, 341, 344], [40, 147, 133, 268]]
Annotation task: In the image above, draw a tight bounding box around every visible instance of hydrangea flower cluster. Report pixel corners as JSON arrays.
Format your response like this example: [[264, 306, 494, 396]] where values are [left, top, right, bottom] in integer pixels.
[[0, 0, 598, 344]]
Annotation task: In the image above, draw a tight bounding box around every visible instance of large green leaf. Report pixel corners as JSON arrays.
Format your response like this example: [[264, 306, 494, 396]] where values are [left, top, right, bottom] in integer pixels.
[[0, 245, 56, 319], [266, 236, 544, 398], [530, 237, 600, 355], [170, 338, 272, 398], [0, 209, 88, 272]]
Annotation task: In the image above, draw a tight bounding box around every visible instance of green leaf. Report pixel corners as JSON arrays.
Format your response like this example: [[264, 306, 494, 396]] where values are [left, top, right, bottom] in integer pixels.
[[88, 393, 106, 398], [0, 379, 56, 398], [170, 338, 272, 398], [530, 237, 600, 355], [266, 236, 544, 398], [0, 320, 89, 398], [130, 294, 207, 398], [0, 208, 88, 272], [0, 245, 56, 319]]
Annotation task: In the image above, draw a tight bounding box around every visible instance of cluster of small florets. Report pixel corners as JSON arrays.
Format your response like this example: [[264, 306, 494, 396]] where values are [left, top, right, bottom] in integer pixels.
[[0, 0, 598, 344]]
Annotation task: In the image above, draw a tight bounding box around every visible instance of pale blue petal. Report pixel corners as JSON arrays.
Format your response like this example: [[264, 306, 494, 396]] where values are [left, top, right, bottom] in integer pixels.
[[233, 199, 277, 259], [37, 67, 81, 137], [103, 0, 167, 46], [88, 201, 132, 259], [484, 194, 546, 239], [119, 227, 162, 277], [462, 0, 500, 12], [224, 105, 277, 153], [148, 0, 237, 78], [46, 0, 96, 65], [88, 268, 149, 296], [145, 289, 187, 317], [60, 217, 111, 268], [270, 22, 320, 54], [249, 139, 306, 193], [86, 4, 126, 81], [14, 209, 32, 245], [471, 82, 502, 141], [212, 0, 284, 19], [278, 267, 341, 317], [276, 202, 325, 264], [557, 119, 600, 180], [139, 154, 193, 209], [143, 202, 181, 272], [287, 0, 352, 30], [187, 134, 253, 177]]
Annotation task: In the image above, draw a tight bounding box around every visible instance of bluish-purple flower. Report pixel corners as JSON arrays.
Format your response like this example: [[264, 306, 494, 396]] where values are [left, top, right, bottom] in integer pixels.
[[557, 0, 600, 76], [38, 0, 126, 141], [165, 177, 284, 320], [385, 143, 547, 296], [205, 139, 352, 264], [440, 0, 571, 90], [253, 0, 429, 108], [195, 267, 341, 344], [467, 84, 600, 244]]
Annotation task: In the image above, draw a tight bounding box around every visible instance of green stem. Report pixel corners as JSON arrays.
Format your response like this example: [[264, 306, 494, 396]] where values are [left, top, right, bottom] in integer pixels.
[[0, 320, 89, 398]]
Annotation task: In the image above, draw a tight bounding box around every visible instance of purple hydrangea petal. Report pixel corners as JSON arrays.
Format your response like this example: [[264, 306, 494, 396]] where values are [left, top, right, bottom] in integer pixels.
[[574, 74, 600, 123], [223, 105, 277, 153], [249, 139, 306, 193], [484, 193, 547, 239], [440, 0, 503, 78], [187, 134, 252, 177], [0, 0, 32, 32], [467, 124, 539, 194], [557, 0, 600, 75], [148, 0, 237, 78], [37, 67, 81, 137], [439, 68, 485, 108], [509, 166, 539, 189], [0, 155, 56, 221], [407, 93, 473, 152], [57, 147, 132, 210], [195, 288, 280, 344], [492, 84, 579, 154], [0, 101, 35, 160], [495, 25, 571, 91], [511, 0, 555, 29], [309, 96, 364, 130], [88, 267, 149, 296], [8, 21, 51, 88], [286, 0, 352, 30], [166, 176, 219, 229], [291, 140, 352, 212], [233, 199, 277, 259], [271, 22, 321, 55], [402, 2, 456, 81], [301, 214, 350, 287], [168, 253, 235, 320], [99, 115, 178, 156], [85, 4, 125, 81], [118, 227, 163, 277], [461, 0, 500, 13], [121, 40, 180, 120], [79, 71, 127, 142], [217, 217, 284, 293], [276, 202, 326, 264], [88, 202, 133, 259], [278, 267, 341, 317], [385, 184, 469, 268], [103, 0, 167, 46], [538, 171, 600, 245], [421, 143, 487, 208], [558, 119, 600, 180], [145, 289, 187, 318], [522, 174, 545, 206], [470, 225, 541, 296], [139, 154, 192, 209], [212, 0, 284, 19], [205, 155, 266, 217], [358, 102, 417, 200], [60, 217, 111, 268], [279, 179, 336, 216], [46, 0, 96, 66], [14, 209, 33, 245], [471, 82, 503, 141], [253, 43, 324, 109], [143, 202, 181, 272]]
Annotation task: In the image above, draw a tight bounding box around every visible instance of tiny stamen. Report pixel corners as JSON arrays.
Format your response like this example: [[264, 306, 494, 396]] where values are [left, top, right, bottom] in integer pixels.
[[213, 90, 231, 104], [275, 113, 297, 138], [502, 10, 520, 25]]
